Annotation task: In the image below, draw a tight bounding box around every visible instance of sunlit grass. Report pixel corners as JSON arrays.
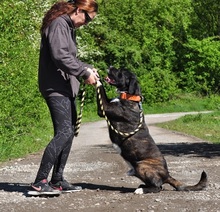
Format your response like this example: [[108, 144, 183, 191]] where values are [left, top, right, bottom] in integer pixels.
[[156, 111, 220, 144], [143, 94, 220, 114]]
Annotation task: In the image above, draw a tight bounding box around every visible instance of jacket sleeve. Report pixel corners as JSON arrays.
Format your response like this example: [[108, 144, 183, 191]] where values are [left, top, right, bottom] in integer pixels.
[[48, 21, 92, 79]]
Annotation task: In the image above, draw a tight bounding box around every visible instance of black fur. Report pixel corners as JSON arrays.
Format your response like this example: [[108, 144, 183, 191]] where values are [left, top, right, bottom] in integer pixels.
[[96, 66, 207, 193]]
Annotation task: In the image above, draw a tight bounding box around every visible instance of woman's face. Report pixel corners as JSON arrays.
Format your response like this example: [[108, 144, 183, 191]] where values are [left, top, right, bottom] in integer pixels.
[[71, 8, 96, 28]]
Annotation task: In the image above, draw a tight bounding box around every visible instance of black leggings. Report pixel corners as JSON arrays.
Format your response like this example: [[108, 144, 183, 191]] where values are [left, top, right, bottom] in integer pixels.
[[34, 96, 77, 184]]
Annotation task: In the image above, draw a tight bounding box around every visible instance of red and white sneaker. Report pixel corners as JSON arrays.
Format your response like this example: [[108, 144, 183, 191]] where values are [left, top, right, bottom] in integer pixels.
[[28, 179, 61, 196]]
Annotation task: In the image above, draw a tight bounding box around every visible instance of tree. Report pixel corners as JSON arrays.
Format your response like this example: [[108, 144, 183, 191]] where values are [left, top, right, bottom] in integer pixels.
[[190, 0, 220, 38]]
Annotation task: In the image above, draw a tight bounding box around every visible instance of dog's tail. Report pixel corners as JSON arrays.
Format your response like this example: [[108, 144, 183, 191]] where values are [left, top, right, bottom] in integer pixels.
[[166, 171, 207, 191]]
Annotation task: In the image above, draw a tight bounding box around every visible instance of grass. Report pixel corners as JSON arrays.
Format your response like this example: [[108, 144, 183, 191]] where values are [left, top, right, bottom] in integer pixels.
[[156, 111, 220, 144], [142, 93, 220, 114], [0, 116, 53, 162], [144, 94, 220, 144]]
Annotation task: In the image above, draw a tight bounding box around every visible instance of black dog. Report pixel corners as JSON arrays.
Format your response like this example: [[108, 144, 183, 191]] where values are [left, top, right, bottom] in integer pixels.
[[96, 66, 207, 194]]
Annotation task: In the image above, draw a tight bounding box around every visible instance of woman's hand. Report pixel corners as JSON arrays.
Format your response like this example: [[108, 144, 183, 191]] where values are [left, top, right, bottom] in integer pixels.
[[84, 68, 100, 85]]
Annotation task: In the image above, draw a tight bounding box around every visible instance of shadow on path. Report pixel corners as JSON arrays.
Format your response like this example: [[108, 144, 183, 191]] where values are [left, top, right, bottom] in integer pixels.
[[93, 142, 220, 158], [77, 183, 135, 193], [157, 142, 220, 158], [0, 182, 135, 195], [0, 183, 29, 194]]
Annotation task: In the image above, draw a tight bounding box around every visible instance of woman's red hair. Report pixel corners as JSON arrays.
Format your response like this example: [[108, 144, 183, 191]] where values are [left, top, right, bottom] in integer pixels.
[[40, 0, 98, 35]]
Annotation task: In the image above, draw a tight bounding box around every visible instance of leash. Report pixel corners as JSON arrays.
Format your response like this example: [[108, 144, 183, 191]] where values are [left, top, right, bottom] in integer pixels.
[[74, 85, 86, 137], [96, 83, 144, 137]]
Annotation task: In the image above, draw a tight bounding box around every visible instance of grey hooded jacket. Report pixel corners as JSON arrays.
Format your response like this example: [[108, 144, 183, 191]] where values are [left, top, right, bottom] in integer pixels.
[[38, 14, 92, 98]]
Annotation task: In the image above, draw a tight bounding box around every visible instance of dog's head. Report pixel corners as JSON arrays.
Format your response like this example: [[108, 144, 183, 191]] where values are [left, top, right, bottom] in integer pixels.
[[105, 66, 141, 95]]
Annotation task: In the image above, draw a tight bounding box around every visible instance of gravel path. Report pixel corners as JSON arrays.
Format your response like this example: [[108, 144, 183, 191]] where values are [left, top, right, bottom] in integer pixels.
[[0, 112, 219, 212]]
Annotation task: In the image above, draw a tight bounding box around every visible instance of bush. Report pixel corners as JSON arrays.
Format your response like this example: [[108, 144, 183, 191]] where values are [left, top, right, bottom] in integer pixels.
[[0, 0, 53, 160], [180, 37, 220, 95]]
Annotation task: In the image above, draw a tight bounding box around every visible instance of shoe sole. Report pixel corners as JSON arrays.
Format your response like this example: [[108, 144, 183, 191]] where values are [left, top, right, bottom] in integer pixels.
[[61, 189, 82, 193], [27, 190, 61, 196]]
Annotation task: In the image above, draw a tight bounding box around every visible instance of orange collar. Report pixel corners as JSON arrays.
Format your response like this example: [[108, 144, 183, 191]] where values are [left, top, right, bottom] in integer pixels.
[[120, 92, 141, 102]]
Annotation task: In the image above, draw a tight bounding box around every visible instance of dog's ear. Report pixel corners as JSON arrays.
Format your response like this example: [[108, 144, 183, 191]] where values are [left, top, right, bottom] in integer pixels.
[[128, 77, 141, 95]]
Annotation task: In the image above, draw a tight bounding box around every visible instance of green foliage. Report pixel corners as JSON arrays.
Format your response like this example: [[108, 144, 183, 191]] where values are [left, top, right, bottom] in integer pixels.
[[139, 68, 179, 105], [0, 0, 54, 161], [180, 37, 220, 94], [190, 0, 220, 38], [1, 0, 220, 161], [77, 0, 220, 103], [79, 0, 188, 103]]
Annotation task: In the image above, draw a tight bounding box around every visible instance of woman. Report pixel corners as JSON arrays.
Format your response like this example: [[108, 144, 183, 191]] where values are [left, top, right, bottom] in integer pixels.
[[29, 0, 99, 195]]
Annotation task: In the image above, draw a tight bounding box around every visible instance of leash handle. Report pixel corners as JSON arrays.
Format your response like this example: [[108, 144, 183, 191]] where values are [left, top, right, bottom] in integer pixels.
[[74, 86, 86, 137]]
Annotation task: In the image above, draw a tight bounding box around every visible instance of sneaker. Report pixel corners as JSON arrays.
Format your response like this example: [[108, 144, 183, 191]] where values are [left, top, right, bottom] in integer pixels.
[[49, 179, 82, 193], [28, 179, 61, 196]]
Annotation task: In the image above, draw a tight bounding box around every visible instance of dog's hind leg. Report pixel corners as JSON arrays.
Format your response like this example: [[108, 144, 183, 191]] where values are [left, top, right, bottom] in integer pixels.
[[134, 163, 164, 194], [134, 172, 163, 194], [134, 184, 162, 194]]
